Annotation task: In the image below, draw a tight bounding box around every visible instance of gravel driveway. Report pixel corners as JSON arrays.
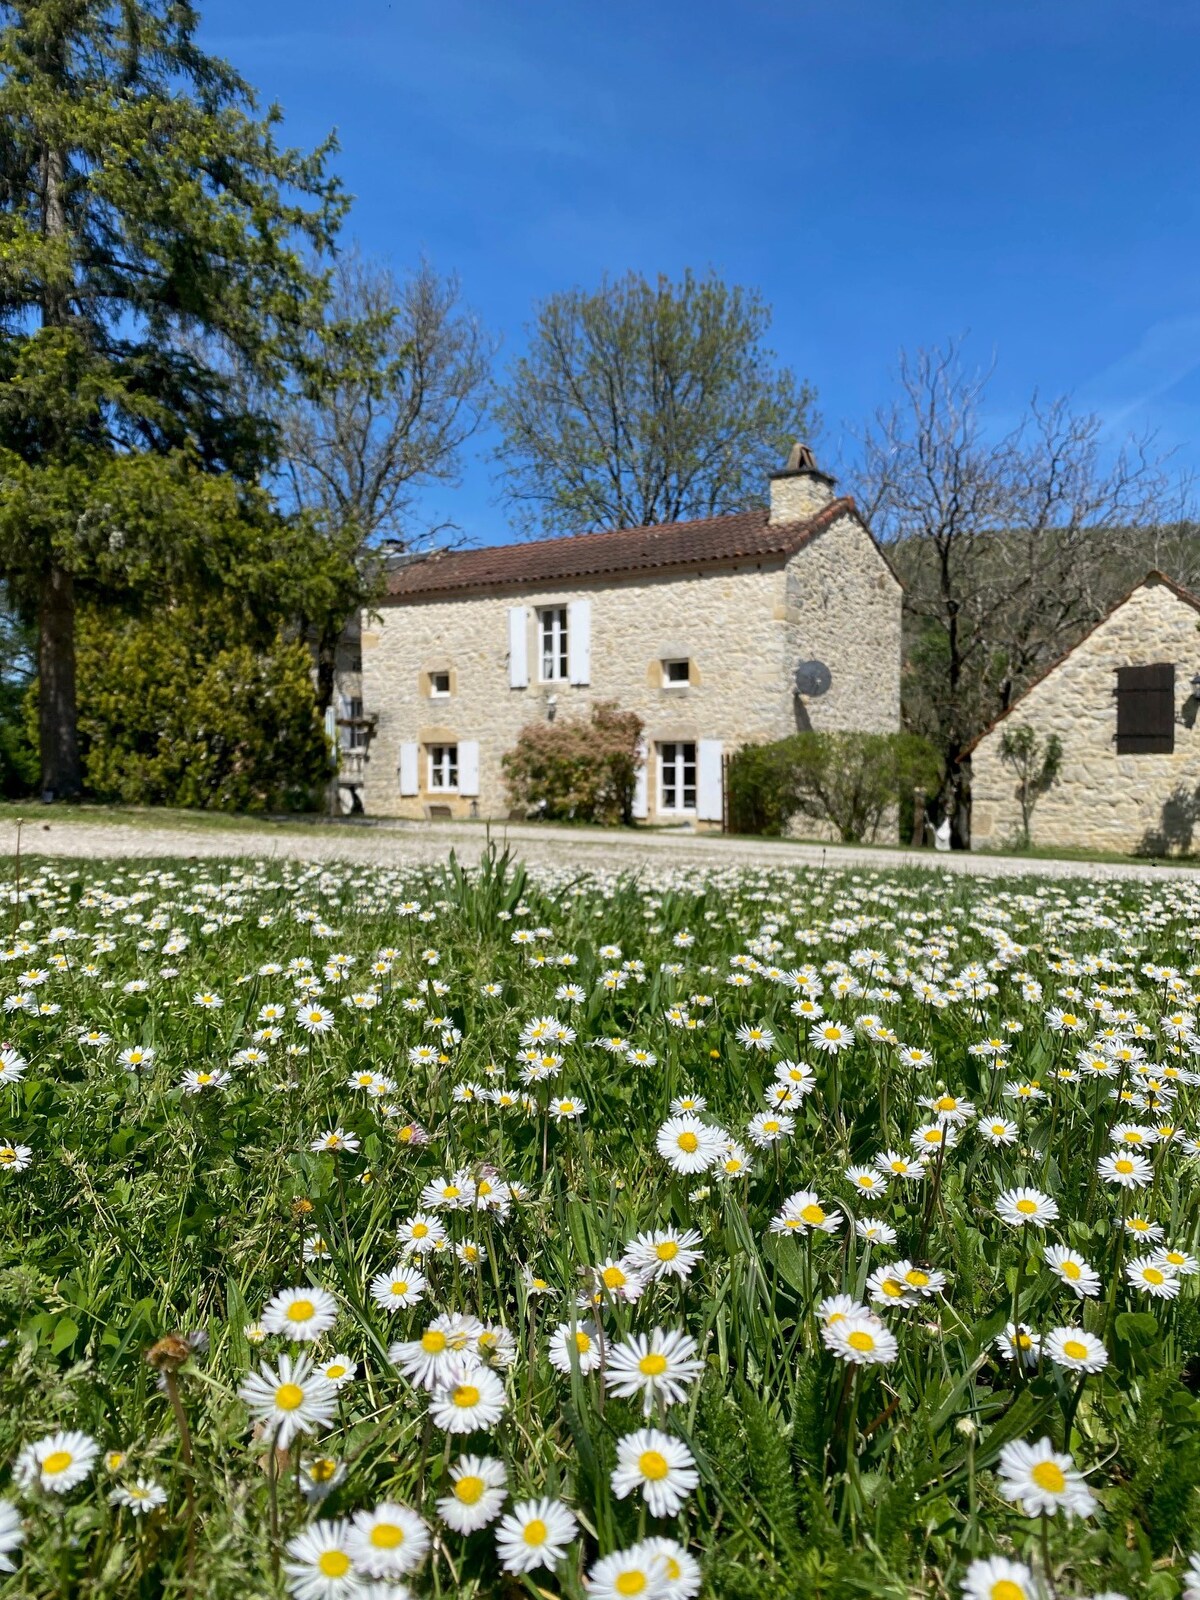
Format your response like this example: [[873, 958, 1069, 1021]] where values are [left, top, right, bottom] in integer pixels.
[[3, 814, 1197, 882]]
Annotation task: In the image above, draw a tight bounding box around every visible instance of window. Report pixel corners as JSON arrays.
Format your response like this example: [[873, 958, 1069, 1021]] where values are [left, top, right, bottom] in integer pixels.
[[539, 606, 568, 681], [663, 659, 690, 686], [343, 696, 367, 751], [659, 742, 697, 812], [428, 744, 458, 790], [1115, 663, 1175, 754], [429, 670, 451, 698]]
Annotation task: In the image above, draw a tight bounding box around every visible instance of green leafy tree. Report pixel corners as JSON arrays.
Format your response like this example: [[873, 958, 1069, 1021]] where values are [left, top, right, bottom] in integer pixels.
[[70, 604, 328, 811], [998, 721, 1063, 846], [495, 269, 817, 536], [728, 731, 940, 842], [0, 0, 346, 796]]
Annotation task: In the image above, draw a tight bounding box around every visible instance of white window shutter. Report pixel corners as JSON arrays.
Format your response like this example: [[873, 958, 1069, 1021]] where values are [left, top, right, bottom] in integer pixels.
[[398, 742, 419, 796], [458, 740, 480, 796], [697, 739, 724, 822], [508, 606, 528, 689], [567, 598, 591, 685], [631, 739, 648, 819]]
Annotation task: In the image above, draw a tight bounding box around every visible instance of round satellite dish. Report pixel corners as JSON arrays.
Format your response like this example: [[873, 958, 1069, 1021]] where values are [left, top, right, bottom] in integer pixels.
[[793, 659, 832, 697]]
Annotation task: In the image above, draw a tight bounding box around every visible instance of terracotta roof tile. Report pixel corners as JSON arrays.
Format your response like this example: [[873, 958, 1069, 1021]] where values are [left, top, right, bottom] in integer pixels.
[[383, 497, 861, 600]]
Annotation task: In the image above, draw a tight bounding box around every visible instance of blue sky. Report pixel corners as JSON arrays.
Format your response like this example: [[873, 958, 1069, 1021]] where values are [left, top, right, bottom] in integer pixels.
[[201, 0, 1200, 546]]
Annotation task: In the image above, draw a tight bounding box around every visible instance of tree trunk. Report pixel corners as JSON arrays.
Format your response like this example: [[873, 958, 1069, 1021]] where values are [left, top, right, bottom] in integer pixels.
[[38, 563, 81, 800]]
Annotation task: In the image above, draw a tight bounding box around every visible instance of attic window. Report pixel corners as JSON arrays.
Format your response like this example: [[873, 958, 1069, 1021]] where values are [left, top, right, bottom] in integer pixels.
[[663, 659, 690, 686], [1115, 663, 1175, 754]]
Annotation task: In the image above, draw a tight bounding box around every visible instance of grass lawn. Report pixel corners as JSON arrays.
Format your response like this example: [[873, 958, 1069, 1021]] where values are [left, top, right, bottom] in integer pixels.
[[0, 845, 1196, 1598]]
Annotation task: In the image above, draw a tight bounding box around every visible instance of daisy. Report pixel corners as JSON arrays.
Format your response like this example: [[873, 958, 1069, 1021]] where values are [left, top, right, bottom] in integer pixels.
[[587, 1546, 672, 1600], [611, 1427, 699, 1517], [845, 1166, 888, 1199], [318, 1354, 357, 1388], [630, 1535, 702, 1598], [1098, 1152, 1153, 1189], [1125, 1254, 1180, 1299], [807, 1018, 850, 1054], [0, 1499, 23, 1572], [0, 1143, 32, 1173], [282, 1520, 360, 1600], [772, 1190, 843, 1236], [996, 1187, 1060, 1228], [996, 1324, 1041, 1369], [299, 1455, 346, 1503], [605, 1328, 705, 1415], [1123, 1214, 1165, 1242], [437, 1454, 508, 1534], [655, 1115, 722, 1174], [310, 1128, 360, 1155], [866, 1263, 917, 1308], [735, 1022, 775, 1051], [295, 1004, 335, 1035], [262, 1286, 339, 1343], [746, 1110, 794, 1148], [547, 1320, 603, 1375], [369, 1266, 428, 1312], [591, 1258, 647, 1302], [238, 1353, 338, 1446], [181, 1068, 229, 1093], [823, 1312, 898, 1365], [1044, 1245, 1102, 1299], [429, 1363, 508, 1433], [1044, 1327, 1109, 1374], [911, 1121, 959, 1155], [109, 1478, 167, 1515], [397, 1213, 447, 1255], [14, 1430, 99, 1493], [997, 1436, 1097, 1518], [390, 1314, 482, 1390], [625, 1228, 704, 1282], [875, 1150, 926, 1181], [979, 1117, 1019, 1146], [1154, 1246, 1198, 1275], [961, 1556, 1036, 1600], [346, 1501, 430, 1578], [855, 1218, 898, 1246], [494, 1496, 578, 1575]]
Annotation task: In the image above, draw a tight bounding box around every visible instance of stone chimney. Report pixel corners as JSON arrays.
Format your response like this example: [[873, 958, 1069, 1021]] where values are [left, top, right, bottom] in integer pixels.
[[768, 441, 837, 525]]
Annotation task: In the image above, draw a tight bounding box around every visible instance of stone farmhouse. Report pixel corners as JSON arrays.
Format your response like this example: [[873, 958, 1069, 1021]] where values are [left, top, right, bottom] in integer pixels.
[[969, 572, 1200, 855], [335, 445, 902, 826]]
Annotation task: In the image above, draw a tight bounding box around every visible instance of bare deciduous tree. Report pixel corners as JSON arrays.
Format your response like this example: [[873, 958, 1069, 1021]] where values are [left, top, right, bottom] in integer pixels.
[[273, 248, 494, 708], [854, 340, 1182, 843]]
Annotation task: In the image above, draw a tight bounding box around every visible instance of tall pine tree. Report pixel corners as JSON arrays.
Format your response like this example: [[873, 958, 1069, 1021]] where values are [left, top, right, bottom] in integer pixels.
[[0, 0, 345, 796]]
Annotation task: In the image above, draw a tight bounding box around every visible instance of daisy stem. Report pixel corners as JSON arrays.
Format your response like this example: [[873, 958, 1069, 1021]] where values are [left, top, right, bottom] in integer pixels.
[[266, 1440, 280, 1579], [1039, 1509, 1056, 1597]]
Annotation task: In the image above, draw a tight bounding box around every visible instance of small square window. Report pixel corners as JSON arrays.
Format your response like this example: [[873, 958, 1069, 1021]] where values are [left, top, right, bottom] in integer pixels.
[[429, 671, 451, 698], [428, 744, 458, 791], [663, 659, 690, 686]]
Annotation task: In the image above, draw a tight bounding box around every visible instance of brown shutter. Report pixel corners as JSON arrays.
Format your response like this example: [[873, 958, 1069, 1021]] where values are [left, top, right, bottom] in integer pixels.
[[1115, 663, 1175, 753]]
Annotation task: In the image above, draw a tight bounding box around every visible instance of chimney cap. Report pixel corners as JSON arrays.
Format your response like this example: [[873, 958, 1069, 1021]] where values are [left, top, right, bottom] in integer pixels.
[[769, 440, 836, 485]]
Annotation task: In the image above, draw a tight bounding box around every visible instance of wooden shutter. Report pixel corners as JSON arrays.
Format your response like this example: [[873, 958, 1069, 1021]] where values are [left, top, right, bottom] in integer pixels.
[[567, 598, 591, 685], [398, 742, 420, 794], [697, 739, 724, 821], [1115, 663, 1175, 753], [458, 740, 480, 796], [508, 606, 528, 689]]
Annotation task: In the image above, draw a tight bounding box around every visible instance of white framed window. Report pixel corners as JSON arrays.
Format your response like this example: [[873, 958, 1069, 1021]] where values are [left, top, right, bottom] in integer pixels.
[[429, 670, 451, 698], [428, 743, 458, 791], [658, 741, 696, 813], [663, 659, 690, 687], [539, 606, 568, 682]]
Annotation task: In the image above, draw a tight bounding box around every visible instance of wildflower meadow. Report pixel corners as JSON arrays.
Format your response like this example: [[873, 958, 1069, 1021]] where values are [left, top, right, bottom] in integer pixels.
[[1, 845, 1199, 1600]]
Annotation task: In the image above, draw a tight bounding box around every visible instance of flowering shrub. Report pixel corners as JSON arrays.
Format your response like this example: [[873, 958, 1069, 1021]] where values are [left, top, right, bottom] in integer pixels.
[[502, 700, 643, 823], [0, 849, 1197, 1598]]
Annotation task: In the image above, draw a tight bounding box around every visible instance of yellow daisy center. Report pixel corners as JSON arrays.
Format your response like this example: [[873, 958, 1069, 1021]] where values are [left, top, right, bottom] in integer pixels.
[[575, 1332, 592, 1353], [639, 1352, 668, 1377], [453, 1384, 480, 1408], [421, 1330, 447, 1353], [1062, 1339, 1088, 1361], [275, 1384, 304, 1412], [638, 1450, 669, 1481], [1031, 1461, 1066, 1494], [455, 1475, 485, 1504], [522, 1519, 547, 1546], [656, 1241, 679, 1261], [370, 1522, 404, 1548], [616, 1572, 648, 1596], [1143, 1267, 1165, 1285], [318, 1550, 351, 1578], [1015, 1198, 1037, 1214], [287, 1299, 315, 1322], [848, 1330, 875, 1353], [991, 1580, 1026, 1600], [42, 1450, 72, 1476], [1062, 1261, 1081, 1280], [801, 1204, 826, 1225], [602, 1267, 625, 1288], [677, 1132, 699, 1153]]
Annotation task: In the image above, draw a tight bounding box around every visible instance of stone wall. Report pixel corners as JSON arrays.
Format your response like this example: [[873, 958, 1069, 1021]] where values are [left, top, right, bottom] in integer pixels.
[[971, 578, 1200, 855], [356, 511, 902, 822]]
